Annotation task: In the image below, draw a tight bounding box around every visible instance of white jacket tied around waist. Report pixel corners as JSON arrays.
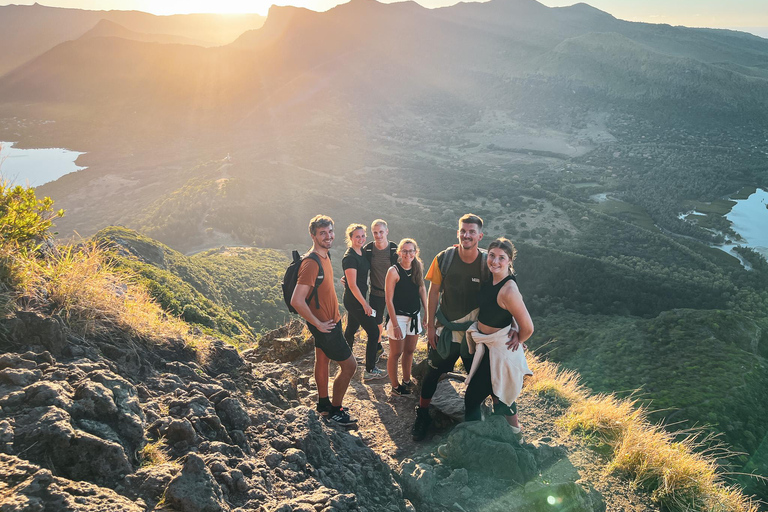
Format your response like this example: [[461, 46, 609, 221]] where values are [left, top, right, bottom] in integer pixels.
[[465, 322, 532, 408]]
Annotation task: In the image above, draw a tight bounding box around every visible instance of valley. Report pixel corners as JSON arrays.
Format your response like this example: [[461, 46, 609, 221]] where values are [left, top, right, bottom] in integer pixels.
[[2, 0, 768, 503]]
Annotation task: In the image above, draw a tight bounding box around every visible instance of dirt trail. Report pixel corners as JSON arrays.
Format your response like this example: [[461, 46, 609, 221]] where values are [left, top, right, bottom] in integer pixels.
[[290, 333, 660, 511]]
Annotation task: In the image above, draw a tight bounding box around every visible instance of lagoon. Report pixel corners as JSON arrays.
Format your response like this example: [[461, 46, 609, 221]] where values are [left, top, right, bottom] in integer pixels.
[[720, 188, 768, 261], [0, 141, 86, 187]]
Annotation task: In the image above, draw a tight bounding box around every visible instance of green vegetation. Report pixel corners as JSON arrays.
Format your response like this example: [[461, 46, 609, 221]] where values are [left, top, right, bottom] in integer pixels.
[[1, 188, 191, 344], [0, 179, 64, 249], [93, 226, 288, 340]]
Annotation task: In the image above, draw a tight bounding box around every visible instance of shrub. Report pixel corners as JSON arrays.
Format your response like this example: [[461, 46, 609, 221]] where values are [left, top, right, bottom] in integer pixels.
[[0, 180, 64, 250]]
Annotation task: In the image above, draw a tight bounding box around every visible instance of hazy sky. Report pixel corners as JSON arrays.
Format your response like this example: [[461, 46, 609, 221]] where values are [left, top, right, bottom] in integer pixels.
[[3, 0, 767, 30]]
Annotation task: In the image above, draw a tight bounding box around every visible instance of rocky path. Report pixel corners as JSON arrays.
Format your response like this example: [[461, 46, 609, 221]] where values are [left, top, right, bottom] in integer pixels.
[[0, 311, 659, 511], [287, 329, 659, 512]]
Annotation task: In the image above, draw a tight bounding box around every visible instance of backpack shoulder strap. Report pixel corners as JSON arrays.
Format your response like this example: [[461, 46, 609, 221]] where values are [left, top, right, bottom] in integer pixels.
[[389, 241, 398, 265], [479, 248, 490, 283], [304, 252, 324, 309], [363, 241, 373, 263], [438, 246, 456, 291]]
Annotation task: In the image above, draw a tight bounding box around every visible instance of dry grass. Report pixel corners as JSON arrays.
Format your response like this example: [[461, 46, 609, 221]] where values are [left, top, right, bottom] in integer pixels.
[[527, 350, 761, 512], [140, 439, 170, 467], [10, 241, 191, 343], [526, 353, 586, 406]]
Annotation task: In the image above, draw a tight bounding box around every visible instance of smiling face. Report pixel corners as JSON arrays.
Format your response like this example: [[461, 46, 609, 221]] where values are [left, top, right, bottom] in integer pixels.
[[312, 224, 335, 250], [372, 223, 388, 244], [399, 242, 417, 266], [487, 247, 511, 276], [457, 221, 483, 251], [349, 228, 366, 250]]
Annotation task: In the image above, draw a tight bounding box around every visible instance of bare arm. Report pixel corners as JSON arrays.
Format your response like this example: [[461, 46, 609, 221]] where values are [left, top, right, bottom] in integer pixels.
[[384, 266, 401, 339], [291, 283, 335, 333], [426, 281, 440, 350], [500, 281, 534, 350], [344, 267, 372, 316]]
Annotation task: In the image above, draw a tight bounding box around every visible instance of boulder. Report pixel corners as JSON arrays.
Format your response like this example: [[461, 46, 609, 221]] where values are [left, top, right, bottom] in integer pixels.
[[1, 312, 67, 356], [0, 453, 142, 512], [202, 340, 244, 377], [164, 453, 230, 512], [429, 378, 466, 424], [438, 416, 537, 483]]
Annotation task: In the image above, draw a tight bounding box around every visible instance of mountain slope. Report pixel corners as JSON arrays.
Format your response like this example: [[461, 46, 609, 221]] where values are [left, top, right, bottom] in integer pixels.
[[0, 3, 265, 76], [93, 226, 289, 336], [78, 19, 210, 46]]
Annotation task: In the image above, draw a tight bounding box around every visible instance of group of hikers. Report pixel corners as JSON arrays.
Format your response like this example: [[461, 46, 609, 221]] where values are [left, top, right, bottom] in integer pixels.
[[288, 213, 534, 441]]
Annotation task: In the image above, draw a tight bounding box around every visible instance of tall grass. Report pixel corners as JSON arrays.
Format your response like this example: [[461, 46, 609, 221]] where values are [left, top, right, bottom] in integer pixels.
[[8, 241, 190, 343], [525, 352, 759, 512]]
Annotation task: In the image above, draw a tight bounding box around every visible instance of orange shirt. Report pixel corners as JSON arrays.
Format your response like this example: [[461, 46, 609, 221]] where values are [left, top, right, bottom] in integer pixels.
[[297, 252, 341, 323]]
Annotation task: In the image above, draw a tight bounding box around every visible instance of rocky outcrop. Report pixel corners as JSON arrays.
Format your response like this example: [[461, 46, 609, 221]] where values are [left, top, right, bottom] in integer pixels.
[[0, 453, 143, 511], [242, 320, 313, 364], [398, 416, 604, 512], [0, 315, 411, 512]]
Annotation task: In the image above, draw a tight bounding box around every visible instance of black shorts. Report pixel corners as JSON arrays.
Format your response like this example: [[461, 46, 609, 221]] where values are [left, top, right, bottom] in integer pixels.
[[306, 322, 353, 362], [369, 294, 386, 324]]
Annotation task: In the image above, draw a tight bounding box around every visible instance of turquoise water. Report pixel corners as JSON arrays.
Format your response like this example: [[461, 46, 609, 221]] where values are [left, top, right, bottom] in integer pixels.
[[720, 188, 768, 261], [0, 141, 86, 187]]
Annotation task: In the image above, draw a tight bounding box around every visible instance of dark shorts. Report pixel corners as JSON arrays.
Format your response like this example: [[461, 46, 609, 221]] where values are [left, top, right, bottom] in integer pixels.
[[306, 322, 353, 362], [369, 294, 386, 324]]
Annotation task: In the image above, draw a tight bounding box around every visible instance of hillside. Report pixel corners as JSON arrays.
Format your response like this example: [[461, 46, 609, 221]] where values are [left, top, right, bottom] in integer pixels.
[[0, 192, 757, 510], [93, 227, 289, 339], [78, 19, 211, 46], [0, 3, 265, 76]]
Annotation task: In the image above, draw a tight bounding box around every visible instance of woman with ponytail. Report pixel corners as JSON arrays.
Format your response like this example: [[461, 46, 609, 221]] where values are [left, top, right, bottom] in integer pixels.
[[464, 238, 534, 433], [384, 238, 428, 396]]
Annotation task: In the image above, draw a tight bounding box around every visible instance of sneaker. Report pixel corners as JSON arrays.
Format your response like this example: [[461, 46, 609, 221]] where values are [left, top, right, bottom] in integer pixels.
[[363, 368, 388, 381], [391, 384, 411, 396], [376, 344, 385, 363], [317, 402, 349, 416], [412, 406, 431, 441], [402, 379, 416, 392], [328, 408, 358, 427]]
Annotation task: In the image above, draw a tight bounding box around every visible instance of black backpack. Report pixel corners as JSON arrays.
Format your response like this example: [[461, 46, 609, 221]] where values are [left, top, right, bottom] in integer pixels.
[[282, 251, 326, 314]]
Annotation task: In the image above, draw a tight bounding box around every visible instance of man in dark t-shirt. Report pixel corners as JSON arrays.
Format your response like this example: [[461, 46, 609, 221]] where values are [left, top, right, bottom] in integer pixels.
[[291, 215, 358, 427], [411, 213, 500, 441]]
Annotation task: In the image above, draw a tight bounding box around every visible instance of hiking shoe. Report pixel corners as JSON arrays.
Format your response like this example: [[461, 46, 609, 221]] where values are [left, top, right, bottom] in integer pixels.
[[391, 384, 411, 396], [364, 368, 388, 381], [412, 406, 431, 441], [317, 402, 349, 416], [328, 408, 358, 427]]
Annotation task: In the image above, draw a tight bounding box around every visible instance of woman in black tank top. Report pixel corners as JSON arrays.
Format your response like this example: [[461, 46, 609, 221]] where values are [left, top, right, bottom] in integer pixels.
[[465, 238, 534, 432], [384, 238, 428, 396]]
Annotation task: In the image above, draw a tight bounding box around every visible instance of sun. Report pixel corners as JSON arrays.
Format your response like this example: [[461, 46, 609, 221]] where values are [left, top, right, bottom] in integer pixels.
[[140, 0, 274, 15]]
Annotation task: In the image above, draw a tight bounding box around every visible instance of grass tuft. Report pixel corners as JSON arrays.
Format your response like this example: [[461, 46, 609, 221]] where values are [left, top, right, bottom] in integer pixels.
[[526, 353, 586, 406], [140, 439, 170, 467], [528, 349, 761, 512], [16, 241, 190, 342]]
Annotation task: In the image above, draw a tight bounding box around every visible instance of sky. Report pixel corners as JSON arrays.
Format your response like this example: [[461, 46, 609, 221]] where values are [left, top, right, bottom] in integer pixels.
[[3, 0, 767, 33]]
